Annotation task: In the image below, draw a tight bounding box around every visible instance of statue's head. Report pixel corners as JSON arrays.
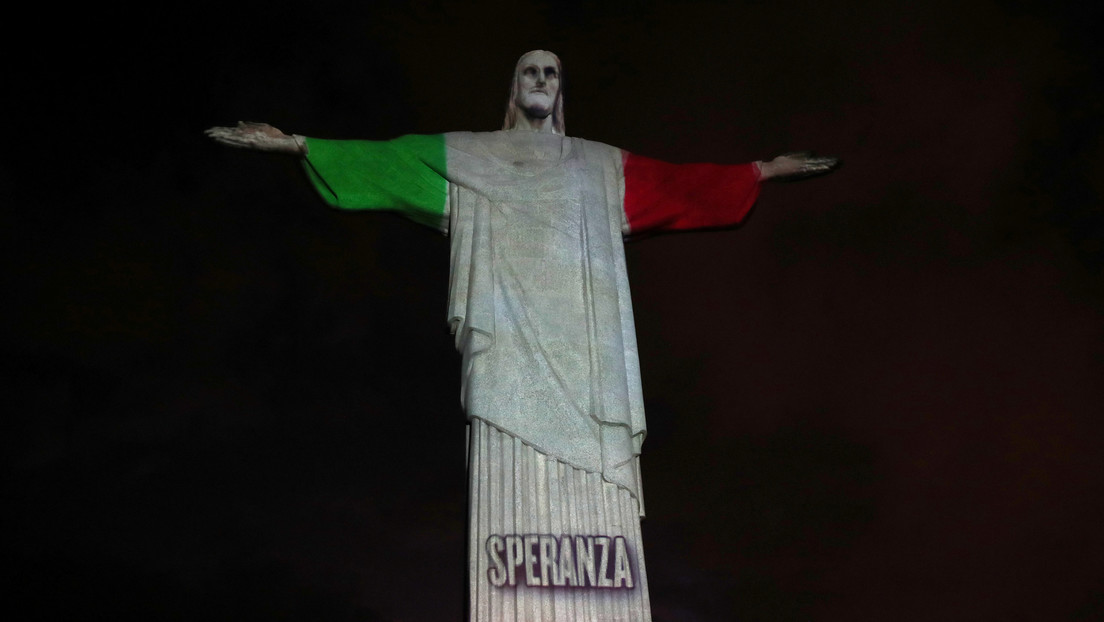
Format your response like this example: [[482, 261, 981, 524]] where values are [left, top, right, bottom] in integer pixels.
[[503, 50, 564, 134]]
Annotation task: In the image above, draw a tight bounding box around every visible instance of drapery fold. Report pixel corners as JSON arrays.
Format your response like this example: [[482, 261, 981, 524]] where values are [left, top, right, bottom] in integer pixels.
[[444, 132, 646, 505]]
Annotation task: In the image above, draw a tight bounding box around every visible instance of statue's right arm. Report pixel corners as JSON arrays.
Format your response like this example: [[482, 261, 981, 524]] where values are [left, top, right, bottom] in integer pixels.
[[207, 129, 450, 231], [205, 122, 308, 156]]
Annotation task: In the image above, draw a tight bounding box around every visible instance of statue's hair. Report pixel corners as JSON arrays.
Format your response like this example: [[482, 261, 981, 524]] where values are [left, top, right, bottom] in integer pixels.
[[503, 50, 565, 135]]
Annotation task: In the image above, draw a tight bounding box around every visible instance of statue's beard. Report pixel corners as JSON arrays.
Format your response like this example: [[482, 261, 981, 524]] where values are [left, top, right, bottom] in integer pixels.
[[519, 93, 555, 120]]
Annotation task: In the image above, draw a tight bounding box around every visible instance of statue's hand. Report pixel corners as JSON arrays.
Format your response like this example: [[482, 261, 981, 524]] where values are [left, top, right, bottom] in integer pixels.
[[204, 121, 306, 155], [759, 152, 839, 181]]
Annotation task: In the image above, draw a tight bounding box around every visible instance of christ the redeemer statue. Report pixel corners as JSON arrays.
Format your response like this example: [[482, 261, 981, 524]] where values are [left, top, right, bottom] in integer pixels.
[[208, 50, 837, 622]]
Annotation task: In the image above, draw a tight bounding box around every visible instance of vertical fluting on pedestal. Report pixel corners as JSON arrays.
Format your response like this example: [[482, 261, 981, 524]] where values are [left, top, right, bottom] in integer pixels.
[[468, 418, 651, 621]]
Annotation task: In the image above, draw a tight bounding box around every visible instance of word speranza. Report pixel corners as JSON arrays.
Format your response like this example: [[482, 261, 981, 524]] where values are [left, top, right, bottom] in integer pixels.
[[486, 534, 634, 589]]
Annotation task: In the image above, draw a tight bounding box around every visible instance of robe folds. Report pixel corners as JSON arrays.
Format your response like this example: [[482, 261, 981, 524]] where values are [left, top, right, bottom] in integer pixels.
[[301, 130, 760, 511]]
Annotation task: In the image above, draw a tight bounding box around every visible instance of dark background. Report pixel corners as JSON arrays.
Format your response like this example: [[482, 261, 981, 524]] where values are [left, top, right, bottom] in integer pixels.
[[4, 0, 1102, 619]]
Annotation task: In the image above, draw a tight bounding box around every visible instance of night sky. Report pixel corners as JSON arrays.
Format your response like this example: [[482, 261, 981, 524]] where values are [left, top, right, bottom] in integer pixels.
[[4, 0, 1102, 620]]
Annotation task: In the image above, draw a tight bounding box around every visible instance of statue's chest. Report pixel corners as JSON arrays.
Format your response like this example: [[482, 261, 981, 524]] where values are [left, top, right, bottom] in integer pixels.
[[493, 159, 608, 236]]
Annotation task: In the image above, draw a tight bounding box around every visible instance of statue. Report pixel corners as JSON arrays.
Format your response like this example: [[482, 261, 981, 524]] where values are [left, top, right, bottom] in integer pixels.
[[207, 50, 837, 622]]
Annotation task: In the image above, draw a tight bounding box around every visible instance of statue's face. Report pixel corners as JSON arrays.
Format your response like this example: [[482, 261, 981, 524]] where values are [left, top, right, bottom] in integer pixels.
[[513, 51, 560, 120]]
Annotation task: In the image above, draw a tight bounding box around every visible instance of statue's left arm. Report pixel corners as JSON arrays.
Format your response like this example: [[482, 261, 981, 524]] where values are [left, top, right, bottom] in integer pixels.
[[620, 151, 838, 235]]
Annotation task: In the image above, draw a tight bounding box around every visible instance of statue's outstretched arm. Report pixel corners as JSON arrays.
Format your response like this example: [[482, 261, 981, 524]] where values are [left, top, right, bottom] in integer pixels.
[[757, 152, 839, 181], [205, 121, 308, 156]]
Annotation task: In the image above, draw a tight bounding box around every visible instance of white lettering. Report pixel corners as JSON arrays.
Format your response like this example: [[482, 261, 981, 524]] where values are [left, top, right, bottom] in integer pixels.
[[576, 535, 597, 587], [523, 535, 540, 586], [487, 536, 507, 587], [486, 534, 633, 590], [595, 536, 613, 587], [559, 534, 577, 587], [505, 535, 525, 586], [539, 535, 560, 586], [612, 536, 633, 588]]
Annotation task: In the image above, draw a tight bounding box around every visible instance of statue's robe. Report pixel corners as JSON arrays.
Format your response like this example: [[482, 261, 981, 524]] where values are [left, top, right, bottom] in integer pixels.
[[301, 130, 759, 621]]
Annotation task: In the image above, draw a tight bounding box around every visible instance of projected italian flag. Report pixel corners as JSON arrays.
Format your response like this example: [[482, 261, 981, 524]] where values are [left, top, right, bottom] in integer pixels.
[[301, 134, 760, 234]]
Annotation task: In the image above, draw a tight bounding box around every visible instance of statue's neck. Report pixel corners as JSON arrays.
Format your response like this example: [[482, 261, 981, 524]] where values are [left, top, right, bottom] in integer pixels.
[[511, 114, 557, 134]]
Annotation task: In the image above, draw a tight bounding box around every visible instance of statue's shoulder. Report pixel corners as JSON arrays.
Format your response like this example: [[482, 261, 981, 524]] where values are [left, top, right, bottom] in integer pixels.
[[440, 130, 499, 151], [573, 136, 621, 157], [439, 131, 622, 170], [562, 137, 623, 171], [442, 130, 559, 153]]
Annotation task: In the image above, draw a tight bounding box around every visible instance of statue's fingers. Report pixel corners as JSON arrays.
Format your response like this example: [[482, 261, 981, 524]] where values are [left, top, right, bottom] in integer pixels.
[[205, 127, 237, 138], [208, 133, 253, 148], [802, 157, 839, 171], [206, 129, 240, 144]]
